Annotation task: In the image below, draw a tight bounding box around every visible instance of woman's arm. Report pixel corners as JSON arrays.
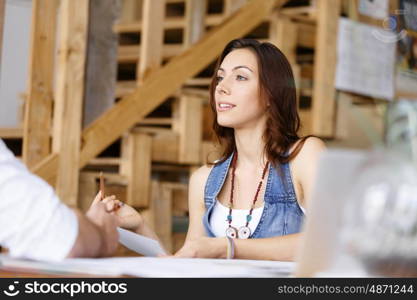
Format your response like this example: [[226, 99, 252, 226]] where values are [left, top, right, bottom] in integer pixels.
[[292, 136, 327, 210], [175, 234, 301, 261], [183, 165, 212, 242]]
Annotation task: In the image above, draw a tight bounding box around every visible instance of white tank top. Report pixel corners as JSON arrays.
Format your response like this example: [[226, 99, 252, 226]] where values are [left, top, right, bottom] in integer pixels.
[[209, 200, 264, 238]]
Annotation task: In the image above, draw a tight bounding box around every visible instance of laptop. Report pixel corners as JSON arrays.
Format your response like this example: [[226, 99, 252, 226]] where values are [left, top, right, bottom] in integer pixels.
[[294, 148, 368, 277]]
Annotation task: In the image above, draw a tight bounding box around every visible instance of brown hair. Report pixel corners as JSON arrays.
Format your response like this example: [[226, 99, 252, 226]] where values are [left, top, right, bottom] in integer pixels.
[[208, 38, 313, 168]]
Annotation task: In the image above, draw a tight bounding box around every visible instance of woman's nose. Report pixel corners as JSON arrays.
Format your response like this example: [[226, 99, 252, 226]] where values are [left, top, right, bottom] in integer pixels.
[[216, 81, 230, 95]]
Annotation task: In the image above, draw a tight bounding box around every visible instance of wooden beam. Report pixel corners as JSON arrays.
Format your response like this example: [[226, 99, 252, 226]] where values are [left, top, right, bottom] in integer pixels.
[[0, 127, 23, 138], [156, 182, 174, 253], [137, 0, 165, 84], [114, 14, 224, 33], [120, 132, 152, 207], [224, 0, 247, 16], [23, 0, 58, 168], [269, 12, 302, 127], [32, 0, 287, 181], [120, 0, 142, 23], [311, 0, 340, 137], [32, 153, 59, 186], [118, 44, 182, 63], [78, 172, 98, 213], [269, 13, 297, 64], [170, 182, 188, 216], [173, 94, 203, 164], [52, 0, 89, 205], [141, 181, 178, 252], [297, 22, 316, 49]]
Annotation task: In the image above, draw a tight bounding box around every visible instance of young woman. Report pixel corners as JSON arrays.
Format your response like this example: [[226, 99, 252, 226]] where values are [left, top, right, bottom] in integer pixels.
[[106, 38, 326, 261]]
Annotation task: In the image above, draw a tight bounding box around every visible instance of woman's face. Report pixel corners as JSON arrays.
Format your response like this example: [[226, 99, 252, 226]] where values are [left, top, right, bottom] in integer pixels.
[[214, 48, 266, 129]]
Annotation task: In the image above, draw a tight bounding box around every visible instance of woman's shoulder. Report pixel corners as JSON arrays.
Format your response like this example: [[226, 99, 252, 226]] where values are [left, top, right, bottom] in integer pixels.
[[290, 136, 326, 155], [190, 164, 213, 186], [290, 136, 326, 161]]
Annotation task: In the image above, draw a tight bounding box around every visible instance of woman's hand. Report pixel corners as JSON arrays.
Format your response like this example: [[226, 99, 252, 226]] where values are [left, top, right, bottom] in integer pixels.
[[85, 191, 119, 256], [99, 196, 145, 234], [174, 237, 227, 259]]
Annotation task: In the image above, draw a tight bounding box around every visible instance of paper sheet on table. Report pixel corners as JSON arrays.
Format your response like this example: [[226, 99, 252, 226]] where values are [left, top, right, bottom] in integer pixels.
[[117, 227, 166, 257], [0, 255, 295, 277]]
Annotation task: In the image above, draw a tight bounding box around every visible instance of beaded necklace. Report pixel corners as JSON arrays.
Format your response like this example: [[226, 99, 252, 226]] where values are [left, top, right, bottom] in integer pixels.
[[225, 151, 269, 239]]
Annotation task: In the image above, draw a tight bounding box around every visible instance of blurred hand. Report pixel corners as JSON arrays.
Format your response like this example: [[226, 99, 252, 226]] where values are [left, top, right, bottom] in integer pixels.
[[86, 191, 119, 256], [101, 197, 144, 234]]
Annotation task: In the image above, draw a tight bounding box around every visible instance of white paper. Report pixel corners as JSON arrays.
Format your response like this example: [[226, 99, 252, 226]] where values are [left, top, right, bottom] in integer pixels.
[[0, 255, 124, 276], [117, 227, 166, 257], [335, 18, 396, 100], [358, 0, 389, 20]]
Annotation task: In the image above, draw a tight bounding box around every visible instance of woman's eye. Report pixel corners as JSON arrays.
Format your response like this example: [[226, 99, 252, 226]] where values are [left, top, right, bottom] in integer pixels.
[[216, 76, 223, 82], [236, 75, 247, 80]]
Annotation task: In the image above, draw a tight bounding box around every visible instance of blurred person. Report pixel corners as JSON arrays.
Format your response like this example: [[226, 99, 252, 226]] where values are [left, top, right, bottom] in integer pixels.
[[0, 139, 119, 261]]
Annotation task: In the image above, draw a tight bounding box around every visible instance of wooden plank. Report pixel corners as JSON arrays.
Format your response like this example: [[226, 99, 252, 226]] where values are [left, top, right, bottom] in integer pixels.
[[156, 182, 174, 253], [140, 181, 159, 235], [171, 183, 188, 216], [114, 14, 224, 33], [78, 172, 98, 213], [224, 0, 247, 16], [118, 44, 182, 63], [173, 94, 203, 164], [137, 0, 165, 84], [32, 153, 59, 186], [22, 0, 58, 168], [151, 130, 179, 162], [280, 6, 316, 17], [120, 132, 152, 207], [132, 126, 180, 162], [297, 22, 316, 49], [138, 118, 173, 126], [52, 0, 89, 205], [184, 0, 207, 47], [0, 127, 23, 138], [269, 14, 297, 64], [88, 157, 121, 166], [269, 12, 301, 116], [120, 0, 142, 23], [298, 108, 312, 136], [311, 0, 340, 137], [32, 0, 287, 181]]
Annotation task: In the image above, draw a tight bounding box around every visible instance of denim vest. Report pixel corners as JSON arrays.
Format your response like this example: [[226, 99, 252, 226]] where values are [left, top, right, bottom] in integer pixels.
[[202, 153, 304, 238]]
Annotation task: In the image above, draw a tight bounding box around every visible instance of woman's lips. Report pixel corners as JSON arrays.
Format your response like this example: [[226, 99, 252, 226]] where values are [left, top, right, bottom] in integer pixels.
[[217, 102, 236, 112]]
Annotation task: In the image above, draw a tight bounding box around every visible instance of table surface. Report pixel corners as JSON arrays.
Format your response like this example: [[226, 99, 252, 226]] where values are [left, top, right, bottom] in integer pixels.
[[0, 267, 127, 278]]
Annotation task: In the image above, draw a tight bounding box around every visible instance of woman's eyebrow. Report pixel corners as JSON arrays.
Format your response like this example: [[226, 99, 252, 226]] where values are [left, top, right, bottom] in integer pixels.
[[217, 66, 254, 73]]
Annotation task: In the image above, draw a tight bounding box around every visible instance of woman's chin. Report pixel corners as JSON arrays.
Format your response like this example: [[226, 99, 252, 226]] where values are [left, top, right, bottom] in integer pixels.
[[217, 118, 236, 128]]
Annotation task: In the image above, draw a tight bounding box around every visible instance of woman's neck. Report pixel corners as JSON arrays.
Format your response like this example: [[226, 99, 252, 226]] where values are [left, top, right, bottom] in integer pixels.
[[234, 124, 267, 169]]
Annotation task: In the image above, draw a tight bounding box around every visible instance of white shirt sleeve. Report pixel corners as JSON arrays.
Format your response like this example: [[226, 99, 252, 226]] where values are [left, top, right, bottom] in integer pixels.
[[0, 139, 78, 261]]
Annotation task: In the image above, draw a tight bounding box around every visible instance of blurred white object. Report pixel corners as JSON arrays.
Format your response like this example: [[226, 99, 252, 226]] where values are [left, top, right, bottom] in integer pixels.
[[341, 150, 417, 276], [339, 101, 417, 276]]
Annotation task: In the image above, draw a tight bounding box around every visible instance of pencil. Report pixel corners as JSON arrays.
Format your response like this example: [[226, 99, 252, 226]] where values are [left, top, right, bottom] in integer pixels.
[[99, 171, 105, 200]]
